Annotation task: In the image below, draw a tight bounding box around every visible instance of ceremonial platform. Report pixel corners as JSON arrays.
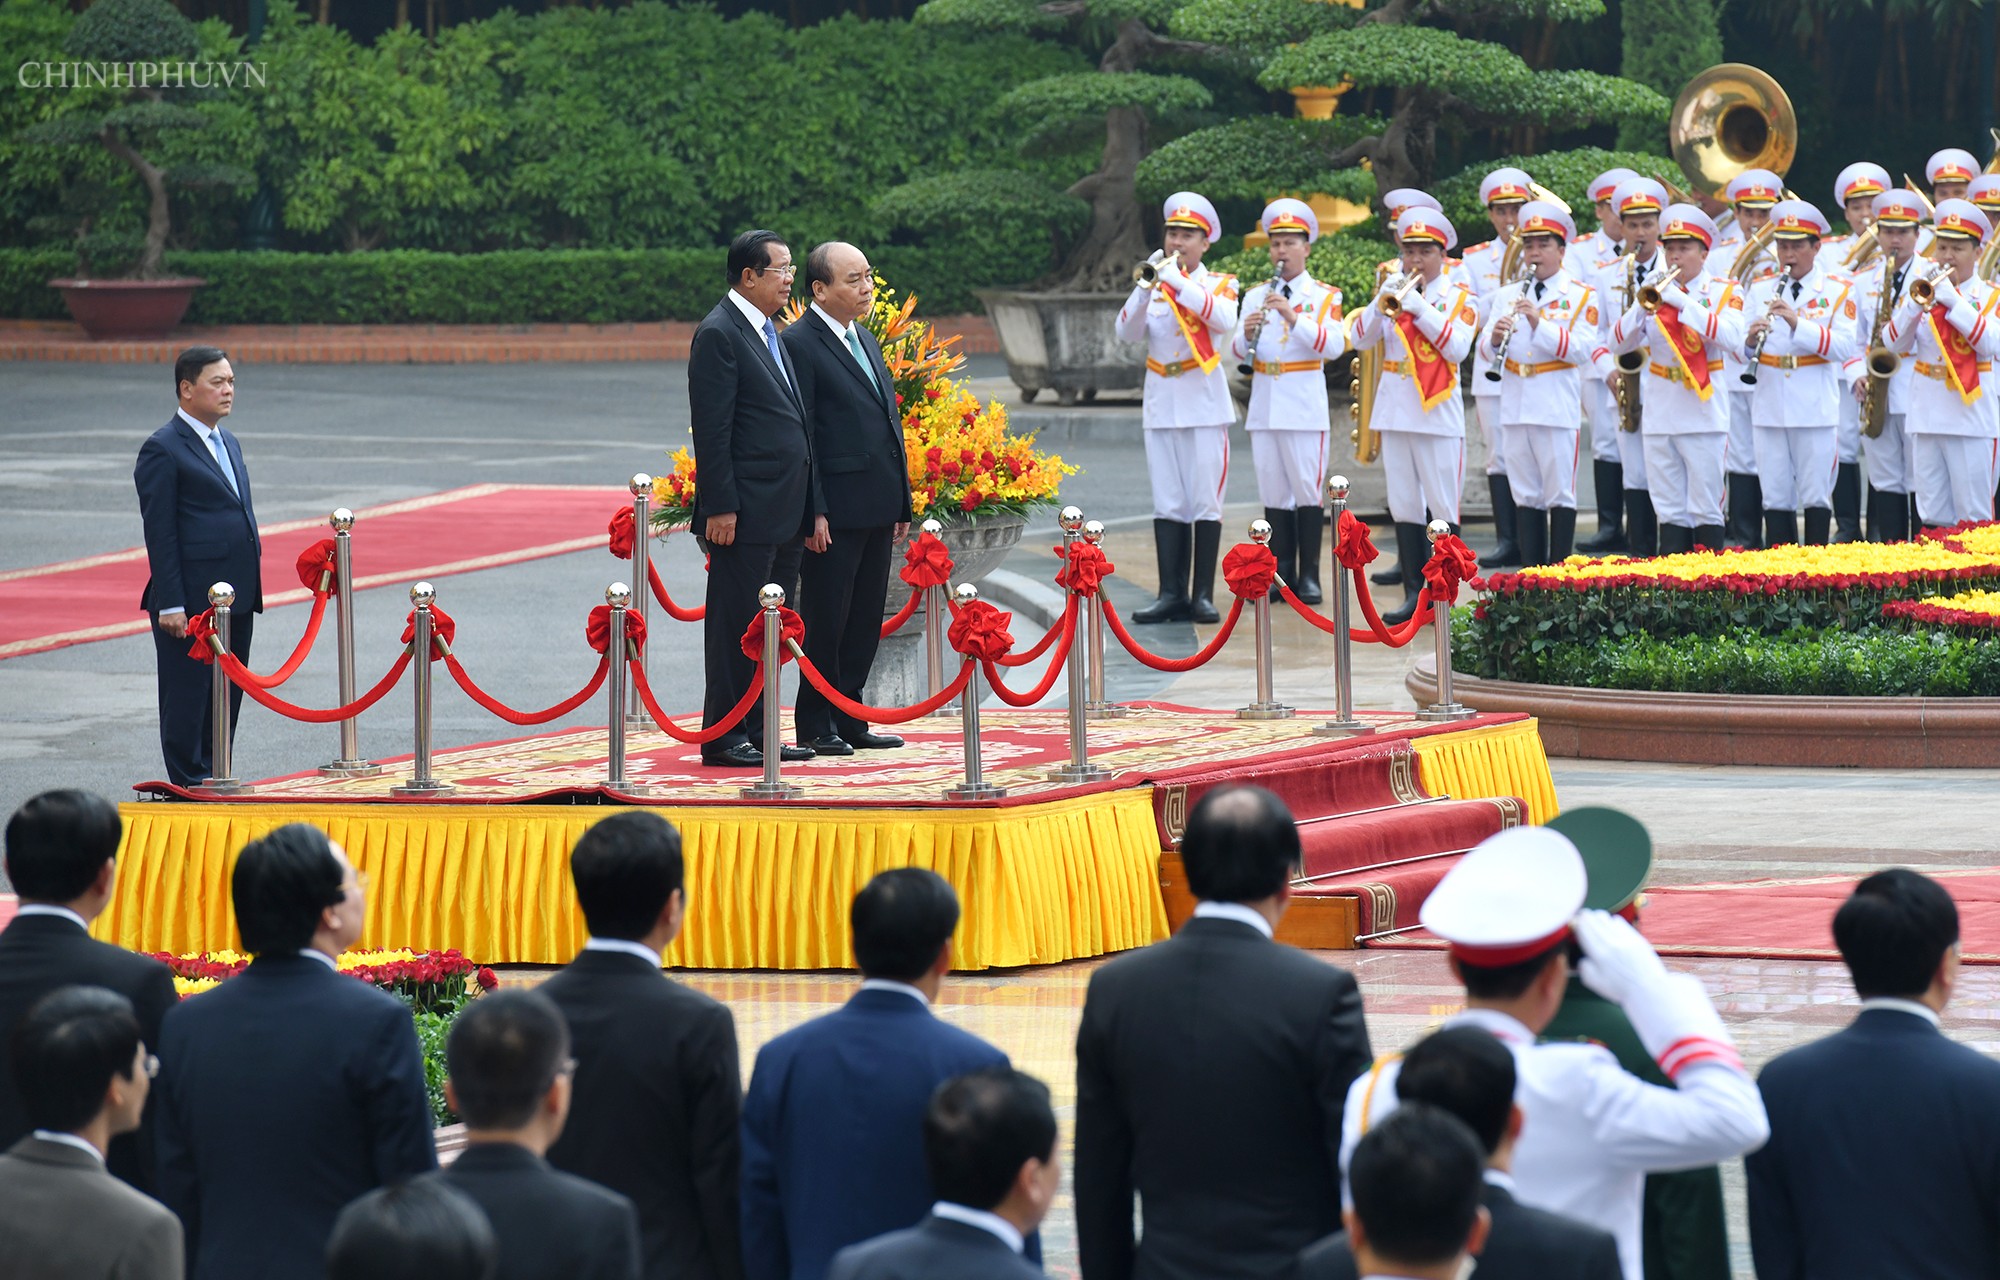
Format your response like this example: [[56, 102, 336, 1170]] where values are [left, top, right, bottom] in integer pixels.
[[104, 706, 1555, 970]]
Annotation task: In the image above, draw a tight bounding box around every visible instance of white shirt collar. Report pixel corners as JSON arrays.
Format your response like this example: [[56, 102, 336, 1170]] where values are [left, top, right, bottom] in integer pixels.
[[930, 1202, 1024, 1253], [727, 287, 773, 332], [1482, 1168, 1515, 1192], [31, 1131, 104, 1163], [298, 948, 338, 969], [1446, 1006, 1536, 1046], [583, 937, 663, 966], [12, 904, 89, 931], [858, 978, 931, 1005], [176, 407, 218, 440], [811, 300, 856, 340], [1860, 996, 1941, 1027], [1192, 901, 1274, 938]]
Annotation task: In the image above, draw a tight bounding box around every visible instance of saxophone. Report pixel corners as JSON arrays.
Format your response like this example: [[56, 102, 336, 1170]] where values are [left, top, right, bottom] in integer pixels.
[[1614, 254, 1645, 433], [1346, 262, 1390, 465], [1859, 261, 1899, 439]]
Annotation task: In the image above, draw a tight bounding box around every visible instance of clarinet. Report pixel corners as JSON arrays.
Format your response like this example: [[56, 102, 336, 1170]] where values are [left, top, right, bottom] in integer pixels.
[[1238, 272, 1286, 377], [1740, 268, 1794, 386], [1483, 265, 1536, 382]]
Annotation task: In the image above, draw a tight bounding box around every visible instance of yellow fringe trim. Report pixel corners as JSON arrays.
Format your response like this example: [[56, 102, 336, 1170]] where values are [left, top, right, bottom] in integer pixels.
[[1411, 718, 1560, 825]]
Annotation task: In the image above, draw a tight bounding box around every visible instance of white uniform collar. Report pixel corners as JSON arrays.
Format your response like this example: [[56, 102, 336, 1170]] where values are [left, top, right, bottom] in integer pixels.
[[1446, 1006, 1536, 1046], [859, 978, 931, 1005], [298, 948, 338, 969], [583, 937, 663, 966], [1859, 996, 1941, 1027], [1192, 901, 1275, 938], [31, 1131, 104, 1163], [1483, 1168, 1516, 1193], [930, 1201, 1024, 1253], [12, 904, 89, 931]]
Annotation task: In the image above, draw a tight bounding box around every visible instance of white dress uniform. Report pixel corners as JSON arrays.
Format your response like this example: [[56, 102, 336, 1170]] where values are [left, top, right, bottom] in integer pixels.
[[1116, 257, 1239, 523], [1715, 169, 1787, 545], [1464, 168, 1534, 484], [1570, 168, 1637, 475], [1826, 165, 1894, 536], [1482, 268, 1595, 510], [1845, 189, 1929, 519], [1340, 829, 1769, 1280], [1235, 272, 1343, 506], [1592, 179, 1672, 505]]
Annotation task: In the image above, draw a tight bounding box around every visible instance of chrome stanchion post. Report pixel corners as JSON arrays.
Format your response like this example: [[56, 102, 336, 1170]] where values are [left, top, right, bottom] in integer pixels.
[[319, 508, 381, 776], [1314, 475, 1373, 736], [196, 582, 249, 794], [390, 582, 454, 798], [741, 583, 802, 800], [1238, 519, 1294, 719], [1050, 513, 1107, 783], [604, 582, 649, 794], [1081, 520, 1128, 719], [920, 518, 957, 719], [1416, 519, 1476, 722], [625, 474, 653, 732], [945, 584, 1006, 800]]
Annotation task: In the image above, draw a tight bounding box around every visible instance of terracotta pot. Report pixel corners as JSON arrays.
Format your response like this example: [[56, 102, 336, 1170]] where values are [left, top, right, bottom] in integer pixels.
[[50, 277, 206, 340]]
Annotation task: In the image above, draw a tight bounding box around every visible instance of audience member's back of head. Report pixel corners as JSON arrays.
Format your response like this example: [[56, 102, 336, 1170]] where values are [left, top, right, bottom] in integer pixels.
[[569, 811, 684, 941], [1348, 1104, 1486, 1269], [232, 823, 345, 955], [446, 990, 570, 1132], [4, 789, 122, 903], [1394, 1026, 1516, 1157], [851, 868, 959, 982], [924, 1067, 1057, 1215], [9, 985, 141, 1133], [328, 1180, 497, 1280], [1833, 868, 1960, 1000], [1179, 784, 1300, 904]]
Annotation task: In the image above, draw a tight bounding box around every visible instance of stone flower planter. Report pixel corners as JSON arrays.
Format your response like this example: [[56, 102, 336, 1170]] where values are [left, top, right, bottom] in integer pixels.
[[976, 289, 1143, 406], [866, 512, 1027, 709], [51, 277, 206, 339]]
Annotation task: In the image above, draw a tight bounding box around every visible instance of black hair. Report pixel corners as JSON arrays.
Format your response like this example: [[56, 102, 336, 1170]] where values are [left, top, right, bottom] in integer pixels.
[[569, 811, 683, 941], [1395, 1026, 1516, 1155], [4, 789, 121, 902], [1459, 943, 1566, 1001], [8, 985, 141, 1133], [804, 242, 841, 291], [446, 990, 570, 1131], [1179, 785, 1300, 903], [1833, 868, 1960, 999], [1348, 1103, 1486, 1268], [231, 823, 346, 954], [326, 1180, 497, 1280], [726, 230, 787, 287], [174, 345, 229, 396], [924, 1067, 1057, 1210], [850, 868, 959, 982]]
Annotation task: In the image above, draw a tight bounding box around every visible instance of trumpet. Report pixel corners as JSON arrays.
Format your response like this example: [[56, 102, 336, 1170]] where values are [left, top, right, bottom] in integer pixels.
[[1740, 267, 1793, 385], [1637, 266, 1683, 313], [1134, 250, 1182, 289], [1908, 263, 1951, 307], [1483, 264, 1537, 382], [1377, 273, 1424, 317]]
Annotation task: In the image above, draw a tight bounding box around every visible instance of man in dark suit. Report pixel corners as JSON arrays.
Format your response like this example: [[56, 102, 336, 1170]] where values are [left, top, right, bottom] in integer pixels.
[[134, 346, 262, 787], [1296, 1027, 1622, 1280], [540, 812, 742, 1280], [741, 869, 1016, 1280], [154, 824, 438, 1280], [690, 230, 825, 768], [0, 986, 183, 1280], [326, 1180, 495, 1280], [1075, 784, 1373, 1280], [428, 989, 640, 1280], [1338, 1105, 1491, 1280], [0, 790, 176, 1192], [1748, 868, 2000, 1280], [828, 1067, 1057, 1280], [781, 242, 912, 756]]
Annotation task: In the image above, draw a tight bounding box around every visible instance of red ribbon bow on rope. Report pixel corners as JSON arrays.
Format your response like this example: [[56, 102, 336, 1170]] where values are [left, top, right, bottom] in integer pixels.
[[185, 609, 219, 662], [1333, 511, 1381, 571], [401, 604, 457, 660], [295, 538, 337, 594], [900, 532, 955, 590], [739, 607, 806, 664], [1421, 534, 1480, 603], [607, 507, 637, 560], [586, 605, 649, 656], [948, 600, 1015, 662], [1222, 543, 1277, 598], [1054, 542, 1114, 597]]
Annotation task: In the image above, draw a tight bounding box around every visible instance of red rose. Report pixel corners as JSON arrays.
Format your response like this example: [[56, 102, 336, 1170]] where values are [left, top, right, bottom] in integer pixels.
[[477, 967, 499, 991]]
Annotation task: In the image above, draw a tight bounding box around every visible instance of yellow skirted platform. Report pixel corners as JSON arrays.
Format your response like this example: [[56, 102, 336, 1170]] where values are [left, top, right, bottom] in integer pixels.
[[1410, 718, 1559, 826]]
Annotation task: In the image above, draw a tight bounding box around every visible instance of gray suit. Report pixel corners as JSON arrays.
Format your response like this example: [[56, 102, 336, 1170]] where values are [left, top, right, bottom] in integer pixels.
[[0, 1135, 183, 1280]]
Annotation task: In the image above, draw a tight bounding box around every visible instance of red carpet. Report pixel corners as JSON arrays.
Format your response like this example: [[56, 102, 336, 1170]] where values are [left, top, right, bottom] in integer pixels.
[[0, 484, 624, 660]]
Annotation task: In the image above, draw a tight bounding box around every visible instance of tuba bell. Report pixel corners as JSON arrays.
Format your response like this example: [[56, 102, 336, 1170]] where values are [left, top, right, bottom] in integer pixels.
[[1345, 263, 1390, 465], [1668, 64, 1798, 200]]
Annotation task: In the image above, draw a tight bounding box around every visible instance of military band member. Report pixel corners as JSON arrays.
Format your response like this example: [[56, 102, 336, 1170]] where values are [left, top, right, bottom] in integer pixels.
[[1608, 205, 1748, 554], [1844, 190, 1926, 543], [1232, 198, 1345, 605], [1714, 169, 1784, 548], [1369, 188, 1451, 592], [1742, 199, 1860, 546], [1464, 168, 1535, 568], [1968, 174, 2000, 218], [1883, 199, 2000, 528], [1588, 177, 1668, 557], [1829, 163, 1893, 541], [1351, 206, 1478, 624], [1927, 149, 1981, 205], [1572, 168, 1638, 554], [1117, 191, 1239, 624], [1477, 201, 1594, 565]]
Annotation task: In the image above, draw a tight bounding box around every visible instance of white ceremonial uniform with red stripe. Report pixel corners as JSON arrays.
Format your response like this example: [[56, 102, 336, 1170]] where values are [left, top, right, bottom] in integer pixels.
[[1476, 270, 1595, 509], [1350, 278, 1477, 525], [1116, 264, 1240, 523], [1723, 255, 1780, 477], [1568, 229, 1626, 465], [1885, 275, 2000, 525], [1232, 271, 1345, 508], [1744, 265, 1859, 510], [1609, 272, 1748, 528], [1462, 237, 1512, 478], [1845, 257, 1920, 496], [1592, 248, 1663, 491]]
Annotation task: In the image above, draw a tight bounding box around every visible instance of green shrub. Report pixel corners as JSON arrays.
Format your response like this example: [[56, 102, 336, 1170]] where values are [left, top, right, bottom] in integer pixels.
[[1210, 227, 1395, 313]]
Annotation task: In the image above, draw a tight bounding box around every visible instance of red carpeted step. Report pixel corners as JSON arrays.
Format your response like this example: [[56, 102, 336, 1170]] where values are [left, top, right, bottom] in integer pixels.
[[1151, 740, 1427, 846], [1296, 795, 1523, 881], [1293, 856, 1465, 937]]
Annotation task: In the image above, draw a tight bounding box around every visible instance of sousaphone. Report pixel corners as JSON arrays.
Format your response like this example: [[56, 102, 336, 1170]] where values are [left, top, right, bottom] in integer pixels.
[[1669, 65, 1798, 283]]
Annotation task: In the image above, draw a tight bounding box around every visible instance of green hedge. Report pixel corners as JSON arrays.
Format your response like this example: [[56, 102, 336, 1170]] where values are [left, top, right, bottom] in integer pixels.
[[1211, 227, 1395, 313]]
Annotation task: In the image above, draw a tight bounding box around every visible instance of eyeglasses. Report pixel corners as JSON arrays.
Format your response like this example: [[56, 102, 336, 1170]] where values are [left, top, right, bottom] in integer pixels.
[[143, 1054, 160, 1080], [759, 264, 797, 279]]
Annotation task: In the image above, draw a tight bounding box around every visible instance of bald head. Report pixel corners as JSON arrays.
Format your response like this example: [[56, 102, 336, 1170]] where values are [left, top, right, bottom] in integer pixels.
[[806, 242, 875, 325], [1180, 784, 1300, 904]]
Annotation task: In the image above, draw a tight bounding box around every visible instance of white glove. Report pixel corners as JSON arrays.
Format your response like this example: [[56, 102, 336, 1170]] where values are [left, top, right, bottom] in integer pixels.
[[1156, 255, 1189, 290], [1659, 282, 1691, 310], [1573, 909, 1669, 1006], [1933, 273, 1963, 310]]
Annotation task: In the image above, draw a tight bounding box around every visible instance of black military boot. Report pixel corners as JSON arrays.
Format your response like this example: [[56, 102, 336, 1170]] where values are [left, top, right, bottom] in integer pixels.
[[1874, 490, 1910, 543], [1190, 520, 1222, 624], [1131, 519, 1192, 623], [1803, 506, 1833, 546], [1577, 460, 1627, 553], [1693, 523, 1727, 552], [1832, 463, 1863, 543], [1380, 522, 1430, 625], [1293, 506, 1326, 605], [1263, 506, 1296, 603], [1726, 472, 1763, 549], [1624, 490, 1659, 558], [1515, 506, 1549, 567], [1657, 524, 1694, 556], [1548, 507, 1578, 561], [1764, 509, 1800, 547], [1479, 475, 1522, 568]]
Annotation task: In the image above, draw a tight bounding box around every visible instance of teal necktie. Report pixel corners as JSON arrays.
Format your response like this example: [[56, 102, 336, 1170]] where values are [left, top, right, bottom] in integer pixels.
[[847, 327, 881, 394]]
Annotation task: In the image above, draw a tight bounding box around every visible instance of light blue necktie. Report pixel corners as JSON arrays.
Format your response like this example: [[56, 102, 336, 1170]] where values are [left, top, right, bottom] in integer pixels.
[[204, 429, 240, 498], [847, 326, 881, 394], [763, 318, 791, 390]]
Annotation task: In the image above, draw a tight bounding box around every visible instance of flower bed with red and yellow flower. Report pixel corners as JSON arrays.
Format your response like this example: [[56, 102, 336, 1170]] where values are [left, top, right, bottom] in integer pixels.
[[1882, 590, 2000, 631]]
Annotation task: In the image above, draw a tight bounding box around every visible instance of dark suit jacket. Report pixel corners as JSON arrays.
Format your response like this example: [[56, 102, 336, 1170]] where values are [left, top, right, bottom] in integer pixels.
[[779, 311, 911, 531], [433, 1142, 641, 1280], [0, 1136, 184, 1280], [134, 414, 262, 617], [153, 953, 438, 1280], [740, 988, 1012, 1280], [688, 298, 822, 544], [1748, 1005, 2000, 1280], [540, 949, 743, 1280], [0, 911, 178, 1192], [1292, 1179, 1622, 1280], [1075, 916, 1373, 1280], [828, 1214, 1042, 1280]]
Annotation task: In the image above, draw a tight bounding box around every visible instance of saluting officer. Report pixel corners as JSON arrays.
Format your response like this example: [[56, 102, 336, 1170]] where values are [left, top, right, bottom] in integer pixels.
[[1232, 198, 1345, 604], [1828, 163, 1893, 541], [1476, 200, 1595, 565], [1742, 199, 1861, 546], [1589, 177, 1668, 557], [1883, 199, 2000, 528], [1572, 168, 1638, 554], [1714, 169, 1784, 547], [1463, 168, 1535, 569], [1608, 204, 1748, 553], [1117, 191, 1239, 624], [1844, 189, 1926, 543], [1350, 206, 1479, 624], [1927, 149, 1981, 204]]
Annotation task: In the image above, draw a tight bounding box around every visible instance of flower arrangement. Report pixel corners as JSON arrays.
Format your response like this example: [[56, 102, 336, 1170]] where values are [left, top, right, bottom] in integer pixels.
[[650, 447, 697, 532], [153, 948, 498, 1016], [1883, 589, 2000, 631], [1479, 536, 2000, 597]]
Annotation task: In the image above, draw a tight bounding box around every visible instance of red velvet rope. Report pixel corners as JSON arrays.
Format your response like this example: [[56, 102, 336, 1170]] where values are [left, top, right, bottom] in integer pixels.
[[880, 586, 922, 639], [188, 593, 330, 689], [628, 660, 762, 745], [900, 532, 955, 589], [993, 595, 1076, 667], [214, 650, 412, 723], [1054, 542, 1113, 597], [980, 605, 1078, 706], [788, 643, 976, 723], [586, 605, 648, 656], [1099, 596, 1246, 672], [295, 538, 337, 593], [401, 605, 457, 661], [1281, 580, 1430, 647], [740, 607, 806, 664], [442, 654, 609, 726], [607, 506, 637, 559], [1222, 543, 1277, 599], [1332, 511, 1381, 572], [645, 561, 706, 622]]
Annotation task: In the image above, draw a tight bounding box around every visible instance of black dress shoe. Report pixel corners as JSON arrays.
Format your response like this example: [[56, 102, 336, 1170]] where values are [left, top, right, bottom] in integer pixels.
[[848, 731, 905, 750], [806, 735, 855, 756], [700, 743, 762, 768], [773, 743, 816, 762]]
